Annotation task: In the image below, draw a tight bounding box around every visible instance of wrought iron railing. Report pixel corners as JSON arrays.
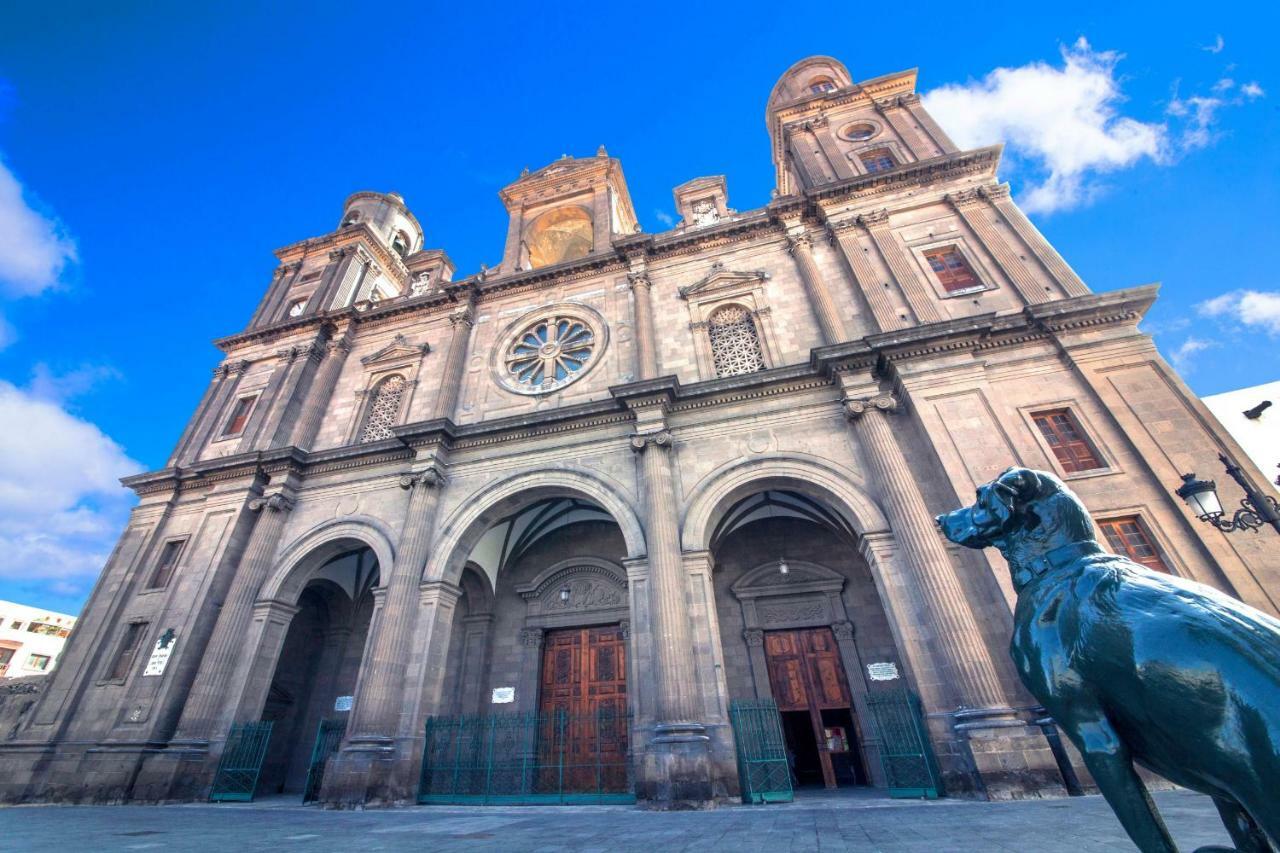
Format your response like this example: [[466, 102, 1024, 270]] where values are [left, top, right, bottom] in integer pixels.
[[210, 721, 274, 802], [729, 698, 794, 804], [865, 686, 942, 798], [418, 707, 634, 804], [303, 718, 347, 803]]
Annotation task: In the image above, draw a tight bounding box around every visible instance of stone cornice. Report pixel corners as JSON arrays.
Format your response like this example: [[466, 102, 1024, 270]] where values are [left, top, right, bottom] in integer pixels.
[[808, 146, 1002, 206]]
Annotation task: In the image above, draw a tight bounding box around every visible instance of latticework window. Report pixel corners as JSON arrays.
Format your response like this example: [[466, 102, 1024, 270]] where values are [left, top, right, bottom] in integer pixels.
[[359, 374, 406, 443], [708, 305, 765, 378]]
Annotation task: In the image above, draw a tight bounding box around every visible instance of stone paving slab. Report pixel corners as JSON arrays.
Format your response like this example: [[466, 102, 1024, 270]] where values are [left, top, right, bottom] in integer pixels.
[[0, 790, 1230, 852]]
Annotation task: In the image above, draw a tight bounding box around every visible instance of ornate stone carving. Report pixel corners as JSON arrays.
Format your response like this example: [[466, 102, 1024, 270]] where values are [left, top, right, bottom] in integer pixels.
[[398, 467, 443, 490], [743, 628, 765, 647], [519, 627, 544, 648], [626, 271, 652, 290], [980, 183, 1013, 202], [630, 430, 673, 452], [541, 578, 625, 612], [785, 232, 813, 255], [707, 304, 766, 378], [619, 619, 631, 640], [759, 600, 826, 625], [248, 493, 294, 513], [831, 620, 855, 641], [946, 189, 984, 209], [844, 394, 899, 419], [858, 208, 890, 228], [449, 306, 476, 328], [690, 199, 720, 228]]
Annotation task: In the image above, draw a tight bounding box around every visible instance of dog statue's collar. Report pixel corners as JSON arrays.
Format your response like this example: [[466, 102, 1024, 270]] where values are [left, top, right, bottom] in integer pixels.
[[1027, 540, 1105, 576]]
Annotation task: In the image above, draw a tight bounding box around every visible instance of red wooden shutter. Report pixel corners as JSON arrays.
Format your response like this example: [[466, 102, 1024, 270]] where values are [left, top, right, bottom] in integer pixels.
[[1031, 409, 1104, 473], [1099, 517, 1169, 573], [924, 247, 981, 293]]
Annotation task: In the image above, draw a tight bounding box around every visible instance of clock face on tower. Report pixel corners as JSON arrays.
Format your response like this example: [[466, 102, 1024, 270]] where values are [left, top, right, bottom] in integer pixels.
[[525, 206, 594, 269]]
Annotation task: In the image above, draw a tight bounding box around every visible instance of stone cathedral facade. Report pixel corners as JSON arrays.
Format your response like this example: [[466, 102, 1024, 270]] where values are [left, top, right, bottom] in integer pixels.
[[2, 56, 1276, 810]]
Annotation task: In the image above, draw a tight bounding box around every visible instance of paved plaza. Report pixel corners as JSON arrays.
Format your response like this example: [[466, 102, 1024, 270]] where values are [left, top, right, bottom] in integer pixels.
[[0, 790, 1230, 852]]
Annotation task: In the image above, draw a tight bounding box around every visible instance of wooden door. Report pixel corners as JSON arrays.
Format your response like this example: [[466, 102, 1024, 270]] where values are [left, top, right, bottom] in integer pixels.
[[764, 627, 853, 788], [539, 625, 628, 791]]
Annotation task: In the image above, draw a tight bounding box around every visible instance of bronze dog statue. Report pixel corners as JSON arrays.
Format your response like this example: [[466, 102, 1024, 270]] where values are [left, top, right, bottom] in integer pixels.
[[936, 467, 1280, 852]]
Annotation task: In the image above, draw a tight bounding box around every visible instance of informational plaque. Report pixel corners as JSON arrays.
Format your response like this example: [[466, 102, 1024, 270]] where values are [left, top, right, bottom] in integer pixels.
[[867, 661, 900, 682], [334, 695, 354, 712], [491, 687, 515, 704], [142, 628, 177, 677]]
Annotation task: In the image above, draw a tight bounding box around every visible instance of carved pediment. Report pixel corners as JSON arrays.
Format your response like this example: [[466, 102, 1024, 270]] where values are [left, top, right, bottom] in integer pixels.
[[517, 559, 628, 615], [678, 262, 769, 299], [731, 559, 846, 600], [360, 334, 430, 366]]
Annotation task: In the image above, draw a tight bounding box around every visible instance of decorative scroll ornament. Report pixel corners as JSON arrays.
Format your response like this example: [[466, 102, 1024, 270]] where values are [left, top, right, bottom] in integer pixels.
[[399, 467, 443, 490], [843, 394, 899, 419], [630, 429, 673, 452], [743, 628, 765, 647]]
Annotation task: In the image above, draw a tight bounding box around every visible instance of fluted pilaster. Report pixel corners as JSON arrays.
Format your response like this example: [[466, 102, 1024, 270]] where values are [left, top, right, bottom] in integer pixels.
[[628, 272, 659, 379], [859, 210, 942, 325], [785, 230, 846, 345], [347, 468, 445, 741], [432, 306, 474, 420], [948, 190, 1048, 305], [826, 221, 902, 333], [845, 395, 1006, 710], [289, 330, 353, 449], [982, 184, 1089, 296], [631, 429, 700, 724], [175, 491, 295, 739]]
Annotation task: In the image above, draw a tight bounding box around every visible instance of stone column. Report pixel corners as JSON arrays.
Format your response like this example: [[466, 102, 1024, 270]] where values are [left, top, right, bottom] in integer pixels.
[[432, 305, 475, 420], [173, 489, 296, 741], [980, 184, 1089, 296], [181, 360, 250, 463], [346, 467, 445, 745], [516, 627, 544, 715], [843, 394, 1007, 712], [829, 620, 888, 788], [252, 342, 327, 449], [899, 93, 958, 154], [825, 219, 901, 333], [947, 190, 1049, 306], [743, 628, 771, 699], [252, 261, 304, 328], [859, 210, 942, 325], [628, 271, 659, 380], [169, 364, 234, 465], [785, 228, 847, 345], [306, 247, 358, 316], [288, 328, 353, 450], [630, 427, 716, 807]]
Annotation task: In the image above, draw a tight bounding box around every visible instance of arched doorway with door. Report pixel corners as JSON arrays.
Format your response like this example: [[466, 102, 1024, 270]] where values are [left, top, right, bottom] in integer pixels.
[[707, 487, 902, 794], [256, 545, 379, 799], [421, 486, 640, 804]]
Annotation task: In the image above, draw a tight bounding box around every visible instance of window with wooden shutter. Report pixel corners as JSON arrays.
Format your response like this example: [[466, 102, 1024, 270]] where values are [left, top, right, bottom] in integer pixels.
[[859, 149, 896, 174], [108, 622, 148, 681], [1098, 517, 1170, 573], [1031, 408, 1105, 473], [924, 246, 982, 293], [222, 395, 257, 437], [147, 539, 186, 590]]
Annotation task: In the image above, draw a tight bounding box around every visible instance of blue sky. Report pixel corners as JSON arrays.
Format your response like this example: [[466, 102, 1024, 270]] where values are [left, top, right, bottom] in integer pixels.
[[0, 1, 1276, 614]]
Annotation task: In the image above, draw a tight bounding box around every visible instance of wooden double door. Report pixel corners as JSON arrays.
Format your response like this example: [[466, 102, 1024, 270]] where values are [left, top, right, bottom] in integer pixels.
[[765, 627, 867, 789], [538, 625, 629, 791]]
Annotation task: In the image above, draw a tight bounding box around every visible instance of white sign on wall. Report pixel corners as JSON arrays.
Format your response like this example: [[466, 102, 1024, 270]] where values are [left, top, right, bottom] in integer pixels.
[[334, 695, 354, 712], [142, 628, 177, 677], [491, 687, 515, 704], [867, 661, 900, 682]]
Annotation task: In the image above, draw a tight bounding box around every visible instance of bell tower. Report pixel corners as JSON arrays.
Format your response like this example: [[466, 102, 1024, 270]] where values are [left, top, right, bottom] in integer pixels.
[[496, 147, 638, 274]]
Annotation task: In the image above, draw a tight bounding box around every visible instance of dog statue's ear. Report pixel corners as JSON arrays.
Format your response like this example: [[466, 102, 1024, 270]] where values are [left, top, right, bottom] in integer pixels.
[[986, 468, 1042, 524]]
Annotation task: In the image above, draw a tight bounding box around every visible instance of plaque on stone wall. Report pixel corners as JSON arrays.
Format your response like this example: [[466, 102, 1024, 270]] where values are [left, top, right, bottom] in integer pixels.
[[867, 661, 900, 681], [142, 628, 177, 677], [491, 687, 515, 704], [334, 695, 354, 711]]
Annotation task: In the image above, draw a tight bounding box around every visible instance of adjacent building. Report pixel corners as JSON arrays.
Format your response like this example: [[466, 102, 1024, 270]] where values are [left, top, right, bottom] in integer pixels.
[[0, 602, 75, 679], [1, 56, 1275, 810], [1203, 380, 1280, 485]]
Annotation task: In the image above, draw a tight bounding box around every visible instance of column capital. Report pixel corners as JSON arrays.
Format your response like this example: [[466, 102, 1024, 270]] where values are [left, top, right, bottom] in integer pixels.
[[418, 579, 462, 607], [630, 429, 673, 453], [449, 305, 475, 328], [399, 467, 445, 490], [249, 492, 295, 513], [329, 246, 356, 262], [843, 394, 900, 419], [946, 189, 984, 210], [785, 231, 813, 255], [857, 208, 890, 229], [743, 628, 765, 647], [519, 627, 545, 648], [626, 271, 652, 290], [831, 620, 856, 641], [980, 182, 1013, 202]]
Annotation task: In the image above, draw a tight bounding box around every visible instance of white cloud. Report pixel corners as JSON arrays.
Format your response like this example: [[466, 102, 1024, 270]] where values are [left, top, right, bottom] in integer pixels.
[[0, 379, 141, 602], [924, 38, 1167, 214], [1167, 336, 1217, 372], [654, 209, 675, 228], [1202, 35, 1225, 54], [1198, 290, 1280, 335], [0, 157, 77, 298], [1166, 88, 1225, 149], [1242, 81, 1265, 99], [27, 362, 121, 404]]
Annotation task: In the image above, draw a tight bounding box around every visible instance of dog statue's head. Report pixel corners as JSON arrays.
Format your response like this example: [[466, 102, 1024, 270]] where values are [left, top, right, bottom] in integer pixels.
[[936, 468, 1097, 570]]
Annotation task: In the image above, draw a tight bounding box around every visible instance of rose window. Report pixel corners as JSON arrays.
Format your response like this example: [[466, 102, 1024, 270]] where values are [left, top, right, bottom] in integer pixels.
[[708, 304, 765, 378], [503, 315, 597, 392]]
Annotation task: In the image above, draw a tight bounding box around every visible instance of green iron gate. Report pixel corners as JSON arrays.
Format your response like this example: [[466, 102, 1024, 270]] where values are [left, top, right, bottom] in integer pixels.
[[302, 718, 347, 803], [729, 698, 794, 804], [210, 721, 274, 802], [418, 708, 634, 805], [865, 686, 941, 798]]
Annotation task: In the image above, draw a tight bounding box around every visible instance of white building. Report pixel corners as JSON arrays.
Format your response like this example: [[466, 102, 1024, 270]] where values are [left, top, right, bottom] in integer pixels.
[[1203, 381, 1280, 485], [0, 601, 76, 679]]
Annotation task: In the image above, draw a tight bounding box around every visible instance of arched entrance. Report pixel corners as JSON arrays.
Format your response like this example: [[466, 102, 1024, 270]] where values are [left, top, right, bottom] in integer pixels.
[[708, 488, 900, 793], [257, 545, 379, 798], [423, 493, 636, 803]]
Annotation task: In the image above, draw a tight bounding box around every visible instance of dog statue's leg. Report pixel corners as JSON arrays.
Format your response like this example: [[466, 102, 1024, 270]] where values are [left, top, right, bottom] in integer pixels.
[[1203, 796, 1276, 853], [1071, 716, 1178, 852]]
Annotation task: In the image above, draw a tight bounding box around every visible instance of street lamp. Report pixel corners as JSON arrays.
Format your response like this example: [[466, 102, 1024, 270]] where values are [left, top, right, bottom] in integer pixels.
[[1175, 454, 1280, 535]]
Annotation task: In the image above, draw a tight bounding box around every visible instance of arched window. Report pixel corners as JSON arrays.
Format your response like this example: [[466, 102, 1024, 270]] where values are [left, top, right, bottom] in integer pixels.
[[860, 148, 896, 174], [809, 77, 837, 94], [391, 231, 410, 259], [358, 374, 407, 443], [707, 305, 765, 378]]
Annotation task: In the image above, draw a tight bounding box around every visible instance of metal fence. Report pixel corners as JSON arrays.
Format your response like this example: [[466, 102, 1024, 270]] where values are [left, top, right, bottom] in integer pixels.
[[418, 708, 634, 804], [210, 721, 274, 802], [302, 718, 347, 803], [729, 698, 794, 804], [865, 686, 941, 798]]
